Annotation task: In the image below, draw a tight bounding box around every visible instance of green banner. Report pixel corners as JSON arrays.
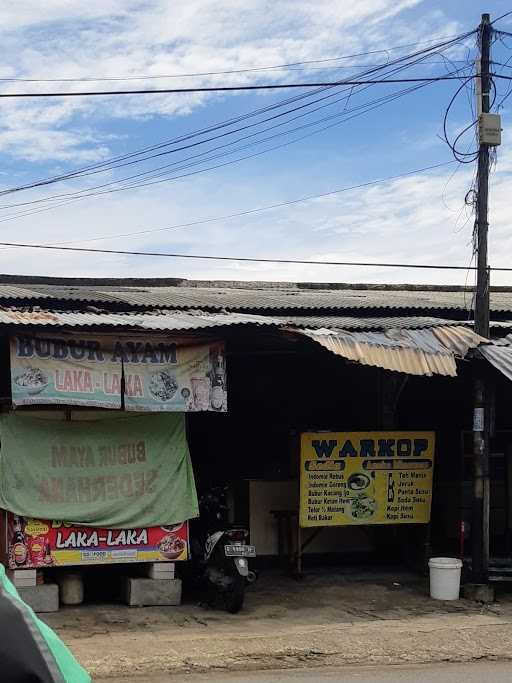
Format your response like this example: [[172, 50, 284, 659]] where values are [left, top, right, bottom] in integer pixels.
[[0, 413, 198, 528], [1, 564, 91, 682]]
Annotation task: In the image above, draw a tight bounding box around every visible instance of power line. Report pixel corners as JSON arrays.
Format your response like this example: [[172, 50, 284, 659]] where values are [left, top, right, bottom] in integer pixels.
[[0, 74, 464, 217], [488, 73, 512, 80], [0, 58, 474, 218], [0, 33, 474, 90], [0, 61, 469, 81], [2, 160, 454, 247], [491, 11, 512, 26], [0, 68, 411, 203], [2, 239, 512, 271], [0, 75, 468, 224], [0, 55, 470, 83], [2, 59, 471, 207], [0, 32, 474, 198], [0, 74, 476, 98]]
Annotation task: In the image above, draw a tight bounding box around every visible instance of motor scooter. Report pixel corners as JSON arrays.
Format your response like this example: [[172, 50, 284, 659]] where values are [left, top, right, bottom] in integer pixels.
[[190, 486, 256, 613]]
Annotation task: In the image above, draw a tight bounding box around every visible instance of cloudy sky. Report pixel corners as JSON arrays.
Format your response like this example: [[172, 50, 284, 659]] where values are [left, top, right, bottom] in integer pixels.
[[0, 1, 511, 285]]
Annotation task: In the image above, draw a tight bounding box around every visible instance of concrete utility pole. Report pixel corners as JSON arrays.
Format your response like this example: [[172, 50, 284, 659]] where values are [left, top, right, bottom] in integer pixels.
[[472, 13, 492, 585]]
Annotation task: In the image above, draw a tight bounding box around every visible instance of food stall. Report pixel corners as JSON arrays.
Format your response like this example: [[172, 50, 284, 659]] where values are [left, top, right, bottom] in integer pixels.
[[0, 331, 227, 610]]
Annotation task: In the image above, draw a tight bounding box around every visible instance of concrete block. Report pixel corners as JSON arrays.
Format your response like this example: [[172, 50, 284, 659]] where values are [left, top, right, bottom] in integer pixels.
[[18, 584, 59, 613], [145, 562, 175, 580], [7, 569, 37, 587], [122, 577, 182, 607], [462, 583, 495, 603]]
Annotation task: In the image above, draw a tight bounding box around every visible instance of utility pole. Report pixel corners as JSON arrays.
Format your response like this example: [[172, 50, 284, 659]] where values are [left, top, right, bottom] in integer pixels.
[[472, 13, 492, 585]]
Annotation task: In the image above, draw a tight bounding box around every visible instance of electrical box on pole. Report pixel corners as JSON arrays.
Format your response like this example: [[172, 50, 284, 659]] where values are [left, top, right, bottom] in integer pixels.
[[479, 113, 502, 146]]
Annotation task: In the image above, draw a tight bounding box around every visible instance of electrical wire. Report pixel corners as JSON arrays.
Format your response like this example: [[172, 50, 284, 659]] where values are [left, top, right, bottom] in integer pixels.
[[1, 239, 511, 272], [0, 50, 471, 83], [491, 12, 512, 26], [489, 73, 512, 80], [0, 71, 465, 215], [0, 74, 477, 98], [0, 59, 475, 219], [0, 160, 454, 249], [0, 66, 395, 197], [0, 56, 425, 195], [442, 76, 480, 163], [0, 73, 467, 223], [0, 31, 475, 198], [0, 240, 495, 270]]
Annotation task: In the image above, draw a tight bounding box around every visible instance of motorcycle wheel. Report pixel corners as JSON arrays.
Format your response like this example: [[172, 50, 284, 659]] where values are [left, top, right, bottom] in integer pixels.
[[223, 575, 245, 614]]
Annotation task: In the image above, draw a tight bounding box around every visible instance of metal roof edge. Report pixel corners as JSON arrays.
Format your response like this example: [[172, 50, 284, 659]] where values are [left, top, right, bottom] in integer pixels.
[[0, 274, 511, 293]]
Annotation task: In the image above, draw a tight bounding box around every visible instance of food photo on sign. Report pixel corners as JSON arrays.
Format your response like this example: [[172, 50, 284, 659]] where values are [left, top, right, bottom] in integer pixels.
[[299, 431, 435, 528], [10, 334, 227, 413], [6, 514, 190, 568]]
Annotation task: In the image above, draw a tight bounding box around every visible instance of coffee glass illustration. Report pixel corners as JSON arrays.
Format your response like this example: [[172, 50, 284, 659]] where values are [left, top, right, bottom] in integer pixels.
[[191, 377, 210, 410]]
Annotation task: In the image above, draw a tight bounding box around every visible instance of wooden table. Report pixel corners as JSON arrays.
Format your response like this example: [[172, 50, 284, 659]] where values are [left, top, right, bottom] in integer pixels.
[[270, 509, 323, 577]]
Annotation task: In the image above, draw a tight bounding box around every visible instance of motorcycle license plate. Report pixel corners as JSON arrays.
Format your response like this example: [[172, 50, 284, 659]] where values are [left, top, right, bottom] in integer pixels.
[[224, 544, 256, 557]]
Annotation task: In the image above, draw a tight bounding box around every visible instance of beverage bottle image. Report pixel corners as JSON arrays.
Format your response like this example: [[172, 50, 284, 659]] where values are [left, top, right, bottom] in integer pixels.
[[210, 348, 225, 410], [387, 473, 396, 503], [12, 515, 28, 566]]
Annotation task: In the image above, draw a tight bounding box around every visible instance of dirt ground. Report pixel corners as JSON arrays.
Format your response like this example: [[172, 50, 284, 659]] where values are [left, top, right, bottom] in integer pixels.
[[42, 568, 512, 679]]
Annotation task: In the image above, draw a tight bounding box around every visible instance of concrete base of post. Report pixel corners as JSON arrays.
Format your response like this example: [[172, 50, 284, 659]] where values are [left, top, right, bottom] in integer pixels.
[[18, 584, 59, 613], [122, 577, 182, 607], [462, 583, 495, 603]]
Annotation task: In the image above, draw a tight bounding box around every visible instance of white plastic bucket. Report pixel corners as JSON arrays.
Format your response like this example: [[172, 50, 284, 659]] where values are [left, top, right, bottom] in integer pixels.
[[428, 557, 462, 600], [59, 573, 84, 605]]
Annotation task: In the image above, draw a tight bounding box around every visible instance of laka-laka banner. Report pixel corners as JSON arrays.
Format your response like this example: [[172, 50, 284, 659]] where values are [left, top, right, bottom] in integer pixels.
[[6, 513, 190, 568], [10, 334, 226, 411]]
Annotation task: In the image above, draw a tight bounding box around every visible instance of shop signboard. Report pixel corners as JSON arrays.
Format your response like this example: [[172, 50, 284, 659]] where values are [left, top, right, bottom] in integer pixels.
[[5, 513, 189, 568], [0, 413, 198, 529], [10, 334, 227, 412], [300, 431, 435, 528]]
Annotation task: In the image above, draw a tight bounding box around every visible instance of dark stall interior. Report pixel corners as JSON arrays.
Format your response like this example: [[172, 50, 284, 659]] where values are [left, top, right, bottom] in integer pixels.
[[186, 332, 497, 573]]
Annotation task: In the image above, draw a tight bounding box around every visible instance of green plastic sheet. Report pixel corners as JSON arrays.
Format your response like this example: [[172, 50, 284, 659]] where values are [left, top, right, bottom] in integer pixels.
[[0, 563, 91, 682], [0, 413, 198, 528]]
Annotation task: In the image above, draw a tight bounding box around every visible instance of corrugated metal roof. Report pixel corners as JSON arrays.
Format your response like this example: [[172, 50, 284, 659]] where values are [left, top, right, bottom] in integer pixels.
[[0, 309, 280, 331], [0, 282, 512, 313], [0, 308, 507, 341], [291, 326, 484, 377], [479, 333, 512, 382], [283, 316, 472, 330], [486, 332, 512, 346], [479, 346, 512, 381]]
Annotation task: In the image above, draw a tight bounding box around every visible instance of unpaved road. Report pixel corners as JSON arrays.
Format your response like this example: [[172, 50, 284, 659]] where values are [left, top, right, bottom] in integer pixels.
[[48, 573, 512, 678], [97, 661, 512, 682]]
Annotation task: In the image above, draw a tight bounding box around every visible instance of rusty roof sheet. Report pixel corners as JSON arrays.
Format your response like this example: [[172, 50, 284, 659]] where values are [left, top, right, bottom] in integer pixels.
[[291, 325, 485, 377], [0, 282, 511, 313], [0, 309, 280, 331], [0, 308, 509, 340]]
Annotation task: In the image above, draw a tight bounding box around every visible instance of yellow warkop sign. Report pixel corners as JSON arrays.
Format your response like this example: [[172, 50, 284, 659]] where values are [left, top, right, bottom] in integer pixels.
[[300, 431, 435, 528]]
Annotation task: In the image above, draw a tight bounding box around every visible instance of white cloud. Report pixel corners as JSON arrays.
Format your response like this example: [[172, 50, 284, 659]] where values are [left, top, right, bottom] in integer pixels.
[[0, 1, 504, 290], [0, 150, 509, 287], [0, 0, 460, 161]]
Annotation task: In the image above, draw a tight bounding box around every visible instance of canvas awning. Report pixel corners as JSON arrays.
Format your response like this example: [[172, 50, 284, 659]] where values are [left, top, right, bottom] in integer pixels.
[[289, 325, 485, 377]]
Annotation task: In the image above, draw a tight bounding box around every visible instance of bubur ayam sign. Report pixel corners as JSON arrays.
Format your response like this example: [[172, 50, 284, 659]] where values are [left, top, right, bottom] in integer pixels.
[[300, 431, 435, 528], [10, 334, 227, 412]]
